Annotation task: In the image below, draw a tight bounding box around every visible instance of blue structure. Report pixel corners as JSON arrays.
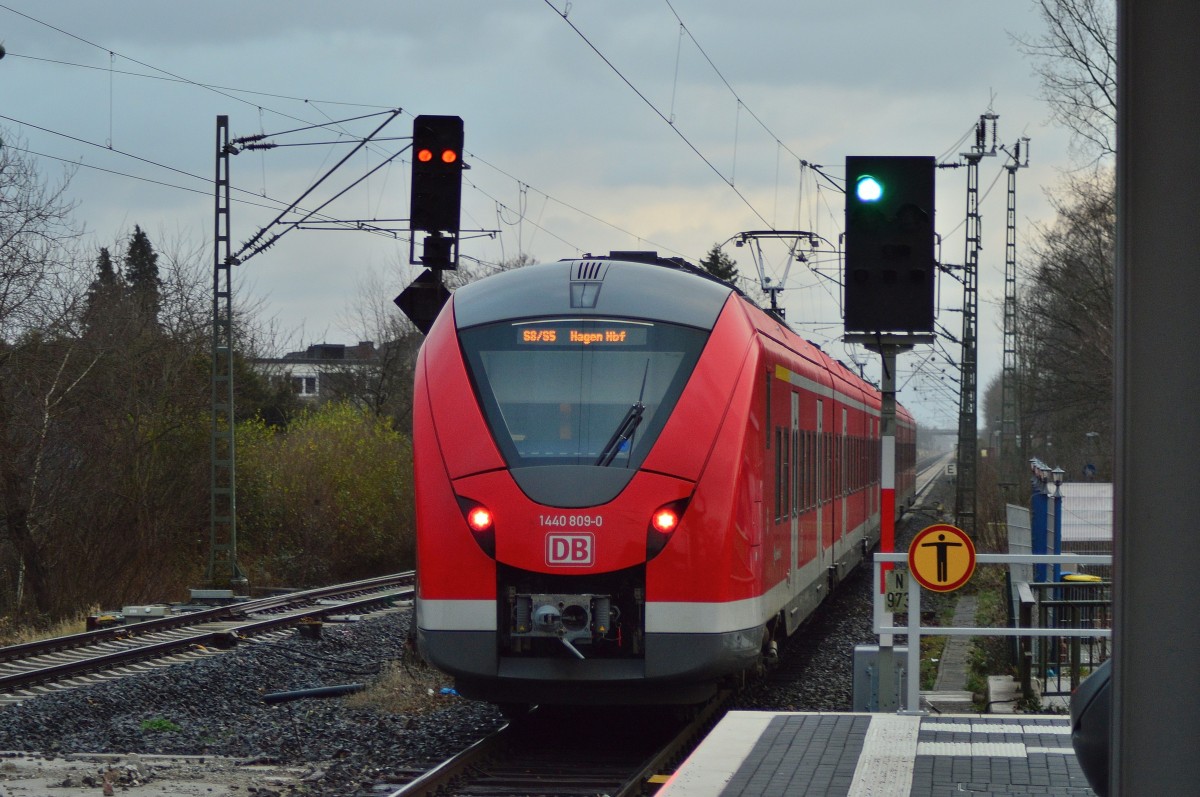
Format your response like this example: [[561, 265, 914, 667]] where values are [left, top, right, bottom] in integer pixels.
[[1029, 459, 1065, 582]]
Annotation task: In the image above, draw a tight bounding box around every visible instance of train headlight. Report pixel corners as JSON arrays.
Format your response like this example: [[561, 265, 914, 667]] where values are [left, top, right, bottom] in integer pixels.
[[456, 496, 495, 557], [646, 498, 690, 559], [651, 508, 679, 534], [466, 506, 493, 533]]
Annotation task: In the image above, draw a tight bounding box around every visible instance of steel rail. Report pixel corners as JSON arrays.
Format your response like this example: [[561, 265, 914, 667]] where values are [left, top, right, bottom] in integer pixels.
[[388, 695, 728, 797], [0, 572, 414, 664], [612, 692, 732, 797], [385, 717, 516, 797], [0, 578, 413, 696]]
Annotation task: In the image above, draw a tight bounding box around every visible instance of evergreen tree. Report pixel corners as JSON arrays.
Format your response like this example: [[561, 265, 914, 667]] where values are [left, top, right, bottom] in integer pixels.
[[95, 246, 118, 287], [82, 246, 125, 336], [124, 225, 161, 327], [699, 243, 738, 283]]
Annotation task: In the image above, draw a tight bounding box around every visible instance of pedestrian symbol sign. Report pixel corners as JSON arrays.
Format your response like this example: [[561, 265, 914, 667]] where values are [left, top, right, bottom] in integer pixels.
[[908, 523, 975, 592]]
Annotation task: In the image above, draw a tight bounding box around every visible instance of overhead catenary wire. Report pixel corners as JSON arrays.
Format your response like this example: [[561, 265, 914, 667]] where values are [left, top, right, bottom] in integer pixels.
[[5, 3, 996, 423], [3, 51, 396, 110], [543, 0, 772, 228], [4, 4, 697, 271], [0, 114, 405, 244], [658, 0, 842, 194], [234, 109, 404, 262], [0, 2, 386, 138]]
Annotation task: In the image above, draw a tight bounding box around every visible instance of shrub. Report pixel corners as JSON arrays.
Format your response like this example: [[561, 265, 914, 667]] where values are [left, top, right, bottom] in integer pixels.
[[236, 402, 415, 586]]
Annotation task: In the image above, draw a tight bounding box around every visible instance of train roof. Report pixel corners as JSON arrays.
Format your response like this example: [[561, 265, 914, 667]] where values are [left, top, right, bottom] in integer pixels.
[[450, 253, 735, 331], [447, 250, 911, 422]]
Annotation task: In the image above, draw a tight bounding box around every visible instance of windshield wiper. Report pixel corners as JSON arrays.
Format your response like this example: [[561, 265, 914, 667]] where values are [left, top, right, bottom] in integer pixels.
[[595, 402, 645, 467]]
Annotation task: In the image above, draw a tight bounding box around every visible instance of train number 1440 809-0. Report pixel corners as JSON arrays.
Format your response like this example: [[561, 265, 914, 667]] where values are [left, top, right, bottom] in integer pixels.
[[539, 514, 604, 528]]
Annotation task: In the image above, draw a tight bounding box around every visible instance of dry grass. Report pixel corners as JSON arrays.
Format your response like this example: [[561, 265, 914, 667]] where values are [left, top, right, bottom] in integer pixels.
[[0, 608, 97, 647], [344, 658, 458, 715]]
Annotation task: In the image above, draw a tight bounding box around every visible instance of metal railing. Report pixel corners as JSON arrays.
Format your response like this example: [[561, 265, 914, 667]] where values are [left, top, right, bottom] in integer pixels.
[[1027, 580, 1112, 695], [872, 552, 1113, 714]]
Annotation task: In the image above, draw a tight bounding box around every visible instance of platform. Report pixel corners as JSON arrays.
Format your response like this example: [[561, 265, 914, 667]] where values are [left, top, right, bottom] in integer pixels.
[[659, 711, 1097, 796]]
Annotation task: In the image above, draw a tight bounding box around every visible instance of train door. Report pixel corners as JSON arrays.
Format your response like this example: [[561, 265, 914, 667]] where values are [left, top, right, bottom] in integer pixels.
[[816, 400, 826, 573], [790, 392, 800, 585]]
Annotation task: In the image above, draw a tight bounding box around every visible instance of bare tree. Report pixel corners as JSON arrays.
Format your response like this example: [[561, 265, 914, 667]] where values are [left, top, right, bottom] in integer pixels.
[[0, 138, 90, 616], [336, 254, 538, 427], [1014, 0, 1117, 162], [1018, 169, 1115, 478], [335, 265, 434, 428], [0, 135, 81, 338]]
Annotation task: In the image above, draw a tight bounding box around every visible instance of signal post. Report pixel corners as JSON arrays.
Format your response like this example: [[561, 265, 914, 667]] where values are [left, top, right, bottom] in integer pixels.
[[397, 115, 465, 334], [843, 155, 937, 711]]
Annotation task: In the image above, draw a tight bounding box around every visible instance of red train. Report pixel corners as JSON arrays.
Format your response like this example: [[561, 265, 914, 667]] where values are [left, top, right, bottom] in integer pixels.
[[413, 252, 915, 707]]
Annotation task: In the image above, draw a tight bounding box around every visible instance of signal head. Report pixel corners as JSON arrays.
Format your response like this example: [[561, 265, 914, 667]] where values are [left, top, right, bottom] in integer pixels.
[[855, 174, 884, 203], [410, 115, 464, 237]]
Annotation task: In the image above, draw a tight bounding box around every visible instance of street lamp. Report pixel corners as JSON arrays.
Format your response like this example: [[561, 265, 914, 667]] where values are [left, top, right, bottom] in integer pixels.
[[1051, 466, 1066, 580], [1031, 458, 1047, 492]]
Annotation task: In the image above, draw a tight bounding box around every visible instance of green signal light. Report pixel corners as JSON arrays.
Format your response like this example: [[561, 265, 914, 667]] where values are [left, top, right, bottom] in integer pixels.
[[855, 175, 884, 203]]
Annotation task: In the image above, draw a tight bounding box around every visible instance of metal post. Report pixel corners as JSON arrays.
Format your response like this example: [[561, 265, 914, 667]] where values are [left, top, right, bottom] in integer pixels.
[[1001, 143, 1027, 491], [899, 565, 923, 716], [955, 114, 997, 535], [208, 115, 246, 591], [1030, 490, 1048, 583], [877, 344, 898, 711], [1052, 489, 1063, 583]]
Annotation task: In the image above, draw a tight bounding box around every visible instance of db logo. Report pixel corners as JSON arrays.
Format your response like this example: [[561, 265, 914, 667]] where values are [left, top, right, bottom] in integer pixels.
[[546, 533, 594, 566]]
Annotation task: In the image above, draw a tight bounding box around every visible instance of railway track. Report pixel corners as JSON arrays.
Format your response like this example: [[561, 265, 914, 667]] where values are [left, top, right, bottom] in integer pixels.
[[389, 458, 950, 795], [389, 694, 727, 797], [0, 573, 414, 705]]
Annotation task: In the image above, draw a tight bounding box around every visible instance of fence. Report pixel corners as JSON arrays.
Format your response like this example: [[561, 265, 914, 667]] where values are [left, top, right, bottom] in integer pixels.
[[873, 552, 1113, 714], [1026, 579, 1112, 694]]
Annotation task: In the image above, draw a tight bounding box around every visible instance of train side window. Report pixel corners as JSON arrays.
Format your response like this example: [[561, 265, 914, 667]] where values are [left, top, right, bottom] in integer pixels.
[[826, 432, 833, 502], [787, 429, 796, 516], [777, 429, 787, 523], [840, 435, 846, 497], [852, 436, 859, 491], [850, 436, 856, 492], [856, 436, 863, 491], [812, 431, 818, 507], [800, 431, 808, 510], [782, 427, 790, 520]]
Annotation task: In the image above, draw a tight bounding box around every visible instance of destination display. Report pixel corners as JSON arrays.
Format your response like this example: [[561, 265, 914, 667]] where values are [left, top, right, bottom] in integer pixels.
[[516, 324, 649, 346]]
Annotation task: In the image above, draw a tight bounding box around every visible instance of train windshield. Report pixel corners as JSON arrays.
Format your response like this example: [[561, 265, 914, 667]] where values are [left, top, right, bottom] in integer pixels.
[[459, 318, 708, 468]]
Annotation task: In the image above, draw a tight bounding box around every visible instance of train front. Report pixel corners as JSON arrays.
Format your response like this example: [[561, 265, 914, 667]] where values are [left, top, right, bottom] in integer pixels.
[[414, 256, 756, 706]]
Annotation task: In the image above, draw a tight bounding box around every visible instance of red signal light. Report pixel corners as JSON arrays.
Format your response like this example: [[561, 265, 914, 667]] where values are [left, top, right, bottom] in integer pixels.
[[457, 496, 496, 557], [417, 148, 434, 163], [651, 508, 679, 534], [440, 148, 458, 164], [467, 505, 493, 533], [647, 498, 689, 559]]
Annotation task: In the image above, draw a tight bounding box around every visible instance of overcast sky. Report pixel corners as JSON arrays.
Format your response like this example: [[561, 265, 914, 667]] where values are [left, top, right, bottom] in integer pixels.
[[0, 1, 1076, 428]]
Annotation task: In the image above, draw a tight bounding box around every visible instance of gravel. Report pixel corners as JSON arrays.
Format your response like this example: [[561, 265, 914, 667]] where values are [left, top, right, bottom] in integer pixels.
[[734, 476, 958, 712], [0, 607, 505, 796], [0, 480, 954, 795]]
